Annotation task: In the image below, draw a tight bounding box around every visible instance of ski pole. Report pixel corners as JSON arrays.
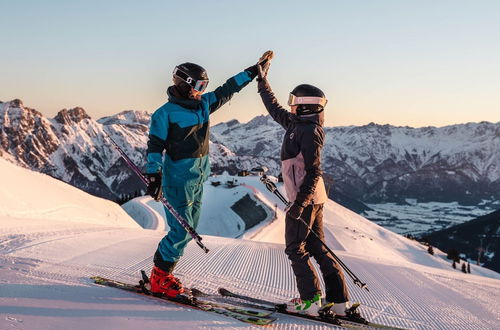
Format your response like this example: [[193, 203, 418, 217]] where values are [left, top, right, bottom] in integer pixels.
[[104, 131, 209, 253], [260, 175, 369, 292]]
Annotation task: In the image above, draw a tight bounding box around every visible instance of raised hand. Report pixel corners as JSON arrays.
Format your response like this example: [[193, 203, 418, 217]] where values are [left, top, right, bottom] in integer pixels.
[[257, 50, 274, 81]]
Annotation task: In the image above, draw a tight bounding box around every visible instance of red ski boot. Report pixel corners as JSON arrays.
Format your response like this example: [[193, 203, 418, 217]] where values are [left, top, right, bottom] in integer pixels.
[[149, 265, 185, 298]]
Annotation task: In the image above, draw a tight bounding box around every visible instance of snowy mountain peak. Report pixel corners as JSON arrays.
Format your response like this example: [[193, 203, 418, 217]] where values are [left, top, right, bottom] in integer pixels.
[[248, 114, 273, 125], [54, 107, 91, 124], [1, 99, 44, 119], [10, 98, 23, 107], [0, 100, 148, 199], [97, 110, 151, 127], [0, 100, 59, 169]]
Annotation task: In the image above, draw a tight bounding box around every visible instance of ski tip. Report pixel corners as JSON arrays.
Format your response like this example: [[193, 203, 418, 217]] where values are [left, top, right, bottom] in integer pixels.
[[275, 303, 287, 313], [91, 276, 105, 283], [190, 288, 207, 297], [218, 287, 231, 296]]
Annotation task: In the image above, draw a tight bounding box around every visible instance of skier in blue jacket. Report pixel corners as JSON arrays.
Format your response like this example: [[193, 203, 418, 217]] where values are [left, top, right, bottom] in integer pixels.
[[145, 52, 272, 297]]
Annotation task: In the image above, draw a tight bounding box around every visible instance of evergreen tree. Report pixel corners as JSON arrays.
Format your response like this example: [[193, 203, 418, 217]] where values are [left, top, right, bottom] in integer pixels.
[[461, 263, 467, 273], [447, 248, 460, 262], [452, 260, 456, 269], [427, 245, 434, 255], [467, 262, 471, 273]]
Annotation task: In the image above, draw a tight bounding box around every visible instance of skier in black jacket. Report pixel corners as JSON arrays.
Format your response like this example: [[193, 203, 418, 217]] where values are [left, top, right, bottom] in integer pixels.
[[256, 57, 350, 317]]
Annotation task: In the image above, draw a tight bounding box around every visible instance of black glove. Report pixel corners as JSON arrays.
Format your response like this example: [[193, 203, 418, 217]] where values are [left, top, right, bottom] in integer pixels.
[[286, 201, 304, 220], [145, 172, 162, 201], [245, 64, 259, 79], [257, 50, 274, 81]]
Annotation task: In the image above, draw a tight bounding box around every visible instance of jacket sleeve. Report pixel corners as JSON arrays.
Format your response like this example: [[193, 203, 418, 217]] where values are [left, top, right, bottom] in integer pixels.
[[204, 68, 256, 114], [295, 125, 325, 206], [146, 110, 168, 174], [257, 79, 292, 129]]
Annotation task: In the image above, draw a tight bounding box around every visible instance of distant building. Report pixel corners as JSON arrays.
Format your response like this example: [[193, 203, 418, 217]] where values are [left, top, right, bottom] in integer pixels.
[[251, 166, 268, 176], [238, 170, 250, 177], [225, 179, 238, 188]]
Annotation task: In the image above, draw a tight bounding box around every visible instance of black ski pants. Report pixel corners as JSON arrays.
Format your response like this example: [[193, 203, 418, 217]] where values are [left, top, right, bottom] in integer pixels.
[[285, 204, 349, 303]]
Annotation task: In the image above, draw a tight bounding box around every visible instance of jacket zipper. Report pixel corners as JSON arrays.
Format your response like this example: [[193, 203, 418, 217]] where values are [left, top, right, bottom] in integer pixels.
[[292, 165, 297, 186]]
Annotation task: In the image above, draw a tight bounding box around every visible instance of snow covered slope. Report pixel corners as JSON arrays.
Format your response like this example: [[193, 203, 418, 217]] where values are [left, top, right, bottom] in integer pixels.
[[0, 158, 139, 228], [121, 174, 275, 237], [120, 172, 498, 277], [1, 160, 499, 329]]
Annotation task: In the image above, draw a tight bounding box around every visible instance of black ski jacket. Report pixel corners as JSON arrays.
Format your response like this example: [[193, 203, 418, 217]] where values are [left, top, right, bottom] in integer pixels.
[[258, 79, 328, 206]]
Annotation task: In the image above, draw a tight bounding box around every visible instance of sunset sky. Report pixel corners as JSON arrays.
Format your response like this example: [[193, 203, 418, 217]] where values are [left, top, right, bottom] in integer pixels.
[[1, 0, 499, 127]]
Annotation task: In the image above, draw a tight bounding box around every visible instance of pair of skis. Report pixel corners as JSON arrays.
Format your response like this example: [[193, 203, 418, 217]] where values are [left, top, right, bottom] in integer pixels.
[[92, 273, 404, 329]]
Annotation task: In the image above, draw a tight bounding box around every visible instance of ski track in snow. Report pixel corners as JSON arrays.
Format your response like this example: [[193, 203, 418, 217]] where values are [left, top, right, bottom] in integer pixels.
[[1, 160, 499, 329], [2, 224, 499, 329]]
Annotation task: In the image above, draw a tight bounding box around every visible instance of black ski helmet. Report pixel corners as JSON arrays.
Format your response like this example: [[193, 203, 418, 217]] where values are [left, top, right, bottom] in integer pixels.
[[173, 62, 209, 93], [288, 84, 327, 115]]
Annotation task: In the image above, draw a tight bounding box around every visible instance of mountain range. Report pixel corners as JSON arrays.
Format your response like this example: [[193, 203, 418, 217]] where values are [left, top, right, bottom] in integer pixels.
[[1, 99, 498, 210], [211, 115, 500, 207]]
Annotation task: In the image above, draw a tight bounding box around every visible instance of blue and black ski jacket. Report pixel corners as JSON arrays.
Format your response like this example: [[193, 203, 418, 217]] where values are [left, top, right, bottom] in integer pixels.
[[146, 69, 256, 186]]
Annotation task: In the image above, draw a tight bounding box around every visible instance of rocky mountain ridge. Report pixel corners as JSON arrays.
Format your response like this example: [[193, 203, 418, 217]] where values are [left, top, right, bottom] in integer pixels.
[[1, 99, 498, 208], [211, 115, 499, 205]]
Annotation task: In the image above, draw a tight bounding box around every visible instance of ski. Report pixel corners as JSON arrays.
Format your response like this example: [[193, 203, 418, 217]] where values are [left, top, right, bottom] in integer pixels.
[[195, 288, 343, 327], [91, 276, 276, 326], [190, 288, 275, 318], [218, 287, 406, 329]]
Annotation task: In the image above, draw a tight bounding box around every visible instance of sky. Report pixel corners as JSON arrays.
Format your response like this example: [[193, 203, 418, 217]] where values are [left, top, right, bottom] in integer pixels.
[[0, 0, 499, 127]]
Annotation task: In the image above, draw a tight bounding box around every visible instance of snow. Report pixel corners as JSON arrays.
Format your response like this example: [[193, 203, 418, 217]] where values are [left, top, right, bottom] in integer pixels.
[[1, 159, 499, 329], [0, 158, 138, 228], [122, 175, 275, 238]]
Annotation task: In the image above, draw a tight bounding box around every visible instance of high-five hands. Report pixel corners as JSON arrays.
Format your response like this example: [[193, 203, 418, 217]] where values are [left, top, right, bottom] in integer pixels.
[[257, 50, 274, 81]]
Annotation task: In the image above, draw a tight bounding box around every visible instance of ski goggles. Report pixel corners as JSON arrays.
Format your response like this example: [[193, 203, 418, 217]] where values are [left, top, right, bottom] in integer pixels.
[[173, 67, 209, 92], [288, 93, 328, 107]]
